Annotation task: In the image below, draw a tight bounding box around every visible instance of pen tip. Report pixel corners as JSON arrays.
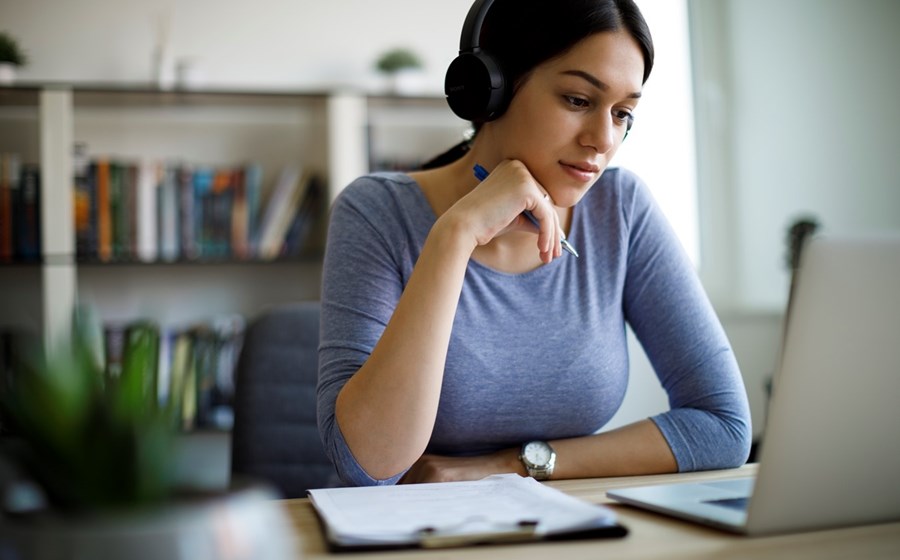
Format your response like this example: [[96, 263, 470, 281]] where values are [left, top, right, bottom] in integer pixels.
[[562, 240, 579, 258]]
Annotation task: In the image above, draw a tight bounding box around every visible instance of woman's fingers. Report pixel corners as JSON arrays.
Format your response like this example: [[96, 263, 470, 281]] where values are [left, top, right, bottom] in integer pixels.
[[528, 189, 561, 262], [462, 159, 565, 262]]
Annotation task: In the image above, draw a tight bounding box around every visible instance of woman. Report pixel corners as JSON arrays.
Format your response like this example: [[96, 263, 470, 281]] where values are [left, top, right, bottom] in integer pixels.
[[317, 0, 751, 486]]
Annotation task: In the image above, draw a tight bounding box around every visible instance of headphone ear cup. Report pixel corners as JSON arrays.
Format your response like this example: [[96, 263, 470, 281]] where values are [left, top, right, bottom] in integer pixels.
[[445, 51, 507, 122]]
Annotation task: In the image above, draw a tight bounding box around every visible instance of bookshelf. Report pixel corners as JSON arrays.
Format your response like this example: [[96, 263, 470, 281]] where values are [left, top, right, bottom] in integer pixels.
[[0, 83, 469, 347]]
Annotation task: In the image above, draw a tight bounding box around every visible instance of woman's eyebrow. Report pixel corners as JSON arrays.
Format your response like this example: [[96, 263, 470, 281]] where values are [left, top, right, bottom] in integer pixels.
[[560, 69, 642, 99]]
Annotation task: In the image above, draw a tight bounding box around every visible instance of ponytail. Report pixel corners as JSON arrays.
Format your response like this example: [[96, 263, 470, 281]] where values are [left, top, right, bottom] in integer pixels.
[[420, 139, 472, 170]]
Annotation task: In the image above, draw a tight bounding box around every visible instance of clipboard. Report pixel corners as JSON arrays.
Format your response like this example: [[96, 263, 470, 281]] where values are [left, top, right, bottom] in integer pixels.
[[311, 510, 628, 552], [307, 474, 629, 552]]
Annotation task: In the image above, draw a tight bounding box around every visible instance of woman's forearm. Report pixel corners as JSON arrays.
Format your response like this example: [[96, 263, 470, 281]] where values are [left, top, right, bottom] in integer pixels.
[[335, 213, 477, 480], [550, 419, 678, 479]]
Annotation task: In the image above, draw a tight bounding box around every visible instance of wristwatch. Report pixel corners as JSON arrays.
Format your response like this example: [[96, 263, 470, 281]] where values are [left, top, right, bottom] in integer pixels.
[[519, 440, 557, 480]]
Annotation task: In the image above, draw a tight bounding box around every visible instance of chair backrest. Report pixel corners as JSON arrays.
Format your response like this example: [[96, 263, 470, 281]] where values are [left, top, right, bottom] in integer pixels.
[[230, 301, 339, 497]]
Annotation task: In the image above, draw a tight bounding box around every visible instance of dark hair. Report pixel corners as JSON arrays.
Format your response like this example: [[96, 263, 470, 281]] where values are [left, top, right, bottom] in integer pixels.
[[422, 0, 654, 169]]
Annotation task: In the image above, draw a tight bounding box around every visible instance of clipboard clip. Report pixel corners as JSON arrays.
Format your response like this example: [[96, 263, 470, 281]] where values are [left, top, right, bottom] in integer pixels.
[[417, 517, 539, 548]]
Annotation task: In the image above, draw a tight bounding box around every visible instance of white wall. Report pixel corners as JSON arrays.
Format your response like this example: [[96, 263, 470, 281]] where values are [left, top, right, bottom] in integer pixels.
[[692, 0, 900, 312], [0, 0, 470, 93]]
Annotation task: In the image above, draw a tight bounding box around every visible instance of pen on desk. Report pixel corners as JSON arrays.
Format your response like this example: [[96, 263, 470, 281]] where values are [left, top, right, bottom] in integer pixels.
[[473, 164, 579, 258]]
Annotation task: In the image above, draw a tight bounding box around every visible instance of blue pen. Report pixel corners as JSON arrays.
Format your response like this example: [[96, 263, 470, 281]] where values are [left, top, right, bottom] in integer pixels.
[[473, 164, 579, 258]]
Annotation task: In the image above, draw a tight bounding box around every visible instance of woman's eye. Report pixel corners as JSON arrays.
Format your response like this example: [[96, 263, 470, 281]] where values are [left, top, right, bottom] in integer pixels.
[[614, 110, 635, 129], [564, 95, 590, 109]]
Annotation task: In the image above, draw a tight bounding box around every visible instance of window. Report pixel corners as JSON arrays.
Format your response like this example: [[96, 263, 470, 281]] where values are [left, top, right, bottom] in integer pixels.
[[613, 0, 699, 264]]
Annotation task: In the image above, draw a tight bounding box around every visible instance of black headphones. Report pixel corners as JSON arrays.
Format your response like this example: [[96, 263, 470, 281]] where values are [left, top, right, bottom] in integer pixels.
[[444, 0, 508, 123]]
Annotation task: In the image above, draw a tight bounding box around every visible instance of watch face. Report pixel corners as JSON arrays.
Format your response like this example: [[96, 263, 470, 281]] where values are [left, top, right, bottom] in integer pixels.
[[524, 441, 552, 465]]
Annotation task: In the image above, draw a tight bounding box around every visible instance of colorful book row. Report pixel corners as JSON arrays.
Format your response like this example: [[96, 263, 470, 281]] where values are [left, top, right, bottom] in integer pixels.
[[74, 152, 322, 263], [103, 316, 245, 432]]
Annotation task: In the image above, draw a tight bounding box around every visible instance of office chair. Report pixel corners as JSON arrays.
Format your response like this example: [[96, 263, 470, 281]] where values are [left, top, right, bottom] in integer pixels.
[[230, 301, 340, 498]]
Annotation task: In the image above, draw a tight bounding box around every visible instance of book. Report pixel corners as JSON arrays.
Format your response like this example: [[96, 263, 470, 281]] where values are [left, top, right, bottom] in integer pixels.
[[161, 316, 245, 431], [256, 164, 308, 260], [281, 174, 322, 257], [96, 159, 113, 262], [157, 162, 179, 262], [125, 162, 139, 260], [208, 168, 234, 259], [0, 153, 20, 263], [308, 474, 626, 551], [230, 167, 249, 260], [206, 314, 243, 430], [168, 329, 196, 430], [103, 323, 128, 379], [109, 161, 126, 260], [191, 325, 217, 428], [178, 165, 197, 261], [73, 143, 95, 259], [243, 163, 263, 257], [231, 163, 263, 260], [15, 164, 41, 262], [136, 159, 159, 262]]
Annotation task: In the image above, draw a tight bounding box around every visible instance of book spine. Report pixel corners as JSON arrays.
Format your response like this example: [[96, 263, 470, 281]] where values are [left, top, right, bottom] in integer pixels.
[[158, 163, 179, 262], [193, 167, 215, 260], [192, 326, 217, 428], [96, 159, 113, 262], [103, 323, 127, 378], [16, 164, 41, 262], [179, 165, 197, 261], [257, 164, 303, 260], [109, 161, 124, 260], [244, 163, 263, 257], [230, 167, 248, 260], [136, 159, 159, 262], [0, 154, 19, 263], [282, 175, 322, 257], [126, 162, 139, 260], [74, 145, 94, 259], [211, 169, 233, 259], [168, 329, 196, 431], [84, 162, 100, 259]]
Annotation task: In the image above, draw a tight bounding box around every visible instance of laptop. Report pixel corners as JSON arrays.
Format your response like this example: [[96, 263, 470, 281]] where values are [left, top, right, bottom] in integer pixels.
[[607, 234, 900, 535]]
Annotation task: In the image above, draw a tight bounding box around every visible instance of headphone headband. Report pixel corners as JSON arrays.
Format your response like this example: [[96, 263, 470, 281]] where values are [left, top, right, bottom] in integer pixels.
[[458, 0, 495, 52], [445, 0, 508, 123]]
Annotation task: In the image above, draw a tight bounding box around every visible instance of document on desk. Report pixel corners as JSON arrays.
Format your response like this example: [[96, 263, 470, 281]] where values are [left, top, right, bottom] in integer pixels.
[[308, 473, 626, 550]]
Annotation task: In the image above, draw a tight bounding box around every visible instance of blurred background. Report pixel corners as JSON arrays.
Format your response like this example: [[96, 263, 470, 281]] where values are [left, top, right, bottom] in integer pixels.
[[1, 0, 898, 459]]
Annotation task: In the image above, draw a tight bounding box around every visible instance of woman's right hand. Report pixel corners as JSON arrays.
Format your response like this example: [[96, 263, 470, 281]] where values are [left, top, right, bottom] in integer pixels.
[[443, 159, 563, 263]]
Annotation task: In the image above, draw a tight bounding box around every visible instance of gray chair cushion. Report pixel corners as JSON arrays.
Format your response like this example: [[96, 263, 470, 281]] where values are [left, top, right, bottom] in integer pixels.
[[230, 301, 340, 497]]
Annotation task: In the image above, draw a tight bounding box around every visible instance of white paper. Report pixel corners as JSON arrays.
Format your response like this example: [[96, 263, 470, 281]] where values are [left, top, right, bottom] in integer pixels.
[[308, 474, 617, 546]]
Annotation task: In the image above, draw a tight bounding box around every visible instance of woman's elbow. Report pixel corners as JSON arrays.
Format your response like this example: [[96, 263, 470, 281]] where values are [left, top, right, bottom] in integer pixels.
[[720, 414, 753, 468]]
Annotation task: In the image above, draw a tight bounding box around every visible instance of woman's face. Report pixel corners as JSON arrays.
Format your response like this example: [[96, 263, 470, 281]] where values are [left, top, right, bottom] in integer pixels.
[[484, 29, 645, 208]]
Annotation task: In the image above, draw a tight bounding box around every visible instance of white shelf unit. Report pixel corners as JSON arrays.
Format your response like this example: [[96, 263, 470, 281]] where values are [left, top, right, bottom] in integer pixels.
[[0, 84, 468, 346], [366, 95, 471, 171]]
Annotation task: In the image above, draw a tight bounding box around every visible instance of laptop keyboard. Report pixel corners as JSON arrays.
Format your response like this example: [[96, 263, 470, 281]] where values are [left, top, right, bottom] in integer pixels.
[[705, 497, 749, 511]]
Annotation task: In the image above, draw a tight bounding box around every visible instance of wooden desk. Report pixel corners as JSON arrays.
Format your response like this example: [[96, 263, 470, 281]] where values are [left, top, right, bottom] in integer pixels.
[[279, 465, 900, 559]]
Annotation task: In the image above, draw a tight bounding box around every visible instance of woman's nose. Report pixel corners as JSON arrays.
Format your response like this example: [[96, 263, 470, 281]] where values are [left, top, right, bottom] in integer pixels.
[[579, 113, 617, 154]]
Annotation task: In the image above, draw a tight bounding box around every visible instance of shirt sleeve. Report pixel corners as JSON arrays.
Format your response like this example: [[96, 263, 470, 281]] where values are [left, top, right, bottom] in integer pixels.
[[316, 179, 408, 486], [618, 171, 752, 471]]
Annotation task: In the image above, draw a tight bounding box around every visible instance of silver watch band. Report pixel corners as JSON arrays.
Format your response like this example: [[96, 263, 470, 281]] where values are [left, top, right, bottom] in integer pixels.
[[520, 441, 557, 480]]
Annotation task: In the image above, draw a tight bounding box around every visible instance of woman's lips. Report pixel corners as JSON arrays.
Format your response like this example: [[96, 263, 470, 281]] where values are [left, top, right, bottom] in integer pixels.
[[560, 161, 601, 182]]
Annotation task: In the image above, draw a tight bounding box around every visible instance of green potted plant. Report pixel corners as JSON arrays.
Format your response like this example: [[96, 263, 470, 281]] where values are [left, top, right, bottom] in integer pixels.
[[0, 314, 297, 559], [0, 31, 27, 84], [375, 47, 424, 95]]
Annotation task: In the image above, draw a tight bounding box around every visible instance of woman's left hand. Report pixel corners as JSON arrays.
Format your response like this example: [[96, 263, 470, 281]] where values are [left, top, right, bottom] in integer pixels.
[[399, 449, 524, 484]]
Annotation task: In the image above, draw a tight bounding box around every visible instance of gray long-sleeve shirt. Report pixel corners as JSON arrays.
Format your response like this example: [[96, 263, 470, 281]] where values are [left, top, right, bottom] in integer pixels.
[[317, 167, 751, 486]]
